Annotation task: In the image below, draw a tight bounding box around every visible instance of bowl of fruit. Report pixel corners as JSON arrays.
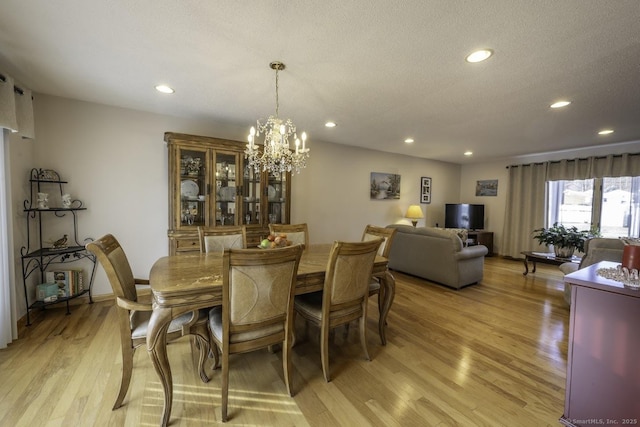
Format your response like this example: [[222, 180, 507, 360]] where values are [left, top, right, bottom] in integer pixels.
[[259, 233, 292, 249]]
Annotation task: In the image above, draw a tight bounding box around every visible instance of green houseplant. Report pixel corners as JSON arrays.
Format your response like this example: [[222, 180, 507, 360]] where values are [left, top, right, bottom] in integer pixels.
[[532, 223, 593, 258]]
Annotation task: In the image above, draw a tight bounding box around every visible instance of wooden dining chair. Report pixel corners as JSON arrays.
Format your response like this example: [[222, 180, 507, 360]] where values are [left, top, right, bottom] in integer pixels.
[[294, 238, 382, 382], [198, 226, 247, 253], [361, 225, 397, 329], [86, 234, 210, 410], [208, 244, 303, 422], [269, 223, 309, 249]]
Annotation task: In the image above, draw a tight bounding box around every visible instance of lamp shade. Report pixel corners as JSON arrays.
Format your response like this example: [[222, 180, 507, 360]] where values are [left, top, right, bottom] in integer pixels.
[[405, 205, 424, 220]]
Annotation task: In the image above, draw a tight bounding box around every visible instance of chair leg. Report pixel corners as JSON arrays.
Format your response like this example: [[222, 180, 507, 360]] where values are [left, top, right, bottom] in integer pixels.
[[207, 326, 220, 370], [359, 315, 370, 361], [114, 343, 135, 410], [210, 342, 220, 370], [194, 335, 210, 383], [221, 350, 230, 422], [320, 324, 331, 382], [283, 335, 293, 396]]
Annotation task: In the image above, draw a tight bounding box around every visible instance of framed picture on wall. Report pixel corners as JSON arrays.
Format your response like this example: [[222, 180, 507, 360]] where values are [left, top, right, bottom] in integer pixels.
[[370, 172, 401, 200], [476, 179, 498, 196], [421, 177, 431, 204]]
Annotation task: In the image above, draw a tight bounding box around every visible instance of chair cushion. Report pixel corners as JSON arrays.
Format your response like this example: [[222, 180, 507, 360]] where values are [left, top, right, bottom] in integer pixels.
[[368, 279, 381, 294], [294, 291, 360, 321], [208, 307, 284, 343], [131, 308, 207, 339]]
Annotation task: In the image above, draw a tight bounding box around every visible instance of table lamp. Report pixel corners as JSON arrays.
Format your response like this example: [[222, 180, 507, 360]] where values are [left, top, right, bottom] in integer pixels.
[[405, 205, 424, 227]]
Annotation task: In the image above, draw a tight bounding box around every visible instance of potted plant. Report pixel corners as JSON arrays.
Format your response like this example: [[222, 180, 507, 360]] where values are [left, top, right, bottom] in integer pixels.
[[532, 222, 593, 258]]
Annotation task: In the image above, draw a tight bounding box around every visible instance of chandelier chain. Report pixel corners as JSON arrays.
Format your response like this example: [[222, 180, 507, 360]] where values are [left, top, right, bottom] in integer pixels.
[[274, 67, 279, 117]]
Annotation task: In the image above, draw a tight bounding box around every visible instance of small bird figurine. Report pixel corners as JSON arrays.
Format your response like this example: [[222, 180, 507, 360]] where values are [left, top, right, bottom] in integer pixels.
[[52, 234, 68, 249]]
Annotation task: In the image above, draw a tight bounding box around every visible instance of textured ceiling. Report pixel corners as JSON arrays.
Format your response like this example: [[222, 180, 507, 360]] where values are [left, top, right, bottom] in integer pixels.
[[1, 0, 639, 164]]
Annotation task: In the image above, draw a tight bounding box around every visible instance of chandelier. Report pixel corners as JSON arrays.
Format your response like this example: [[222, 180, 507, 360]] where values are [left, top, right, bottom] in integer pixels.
[[245, 61, 309, 174]]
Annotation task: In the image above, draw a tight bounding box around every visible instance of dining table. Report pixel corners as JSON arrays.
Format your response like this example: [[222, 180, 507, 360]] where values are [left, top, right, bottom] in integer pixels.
[[146, 243, 396, 427]]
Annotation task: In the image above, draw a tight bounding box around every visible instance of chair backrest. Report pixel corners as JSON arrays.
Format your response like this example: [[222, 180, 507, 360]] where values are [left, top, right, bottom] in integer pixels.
[[269, 223, 309, 248], [222, 245, 303, 345], [323, 239, 382, 310], [579, 237, 625, 268], [362, 225, 397, 257], [198, 226, 247, 253], [86, 234, 137, 302]]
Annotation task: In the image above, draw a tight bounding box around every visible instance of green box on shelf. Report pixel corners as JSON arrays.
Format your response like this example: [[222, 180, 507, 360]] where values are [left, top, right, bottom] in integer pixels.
[[36, 283, 59, 302]]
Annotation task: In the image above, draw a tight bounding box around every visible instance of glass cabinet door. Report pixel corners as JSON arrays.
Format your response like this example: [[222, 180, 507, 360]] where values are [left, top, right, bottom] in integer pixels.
[[267, 171, 288, 224], [214, 151, 240, 226], [242, 163, 262, 225], [178, 147, 208, 228]]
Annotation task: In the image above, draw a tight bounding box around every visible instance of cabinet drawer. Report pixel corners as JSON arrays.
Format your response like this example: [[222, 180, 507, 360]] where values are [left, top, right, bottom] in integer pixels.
[[175, 238, 200, 251]]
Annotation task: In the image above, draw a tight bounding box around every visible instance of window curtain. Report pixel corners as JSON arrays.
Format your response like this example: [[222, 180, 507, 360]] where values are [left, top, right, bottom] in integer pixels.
[[501, 162, 548, 258], [502, 153, 640, 258], [0, 72, 34, 139], [629, 177, 640, 238], [0, 70, 33, 348], [0, 131, 18, 348]]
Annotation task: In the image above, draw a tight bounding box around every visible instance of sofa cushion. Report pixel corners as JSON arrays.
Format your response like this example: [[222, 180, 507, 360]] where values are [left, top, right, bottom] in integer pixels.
[[439, 228, 468, 246], [386, 224, 463, 251]]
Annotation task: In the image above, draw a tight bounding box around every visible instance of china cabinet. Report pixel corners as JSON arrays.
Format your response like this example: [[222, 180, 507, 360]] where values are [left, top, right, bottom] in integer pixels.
[[20, 168, 96, 325], [165, 132, 291, 254]]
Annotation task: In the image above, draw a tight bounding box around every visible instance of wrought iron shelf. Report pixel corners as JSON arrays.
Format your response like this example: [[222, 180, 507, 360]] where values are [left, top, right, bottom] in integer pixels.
[[20, 168, 96, 326]]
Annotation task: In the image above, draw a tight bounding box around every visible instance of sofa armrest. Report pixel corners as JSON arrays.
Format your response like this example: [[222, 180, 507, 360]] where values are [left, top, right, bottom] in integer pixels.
[[455, 245, 488, 260], [559, 262, 578, 275]]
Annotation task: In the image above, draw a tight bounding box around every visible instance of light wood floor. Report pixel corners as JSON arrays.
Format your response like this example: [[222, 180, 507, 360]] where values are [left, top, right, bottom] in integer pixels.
[[0, 257, 569, 426]]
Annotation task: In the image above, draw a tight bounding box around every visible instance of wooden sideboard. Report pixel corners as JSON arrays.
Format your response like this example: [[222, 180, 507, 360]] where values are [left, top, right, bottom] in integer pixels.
[[468, 231, 493, 255], [560, 261, 640, 426]]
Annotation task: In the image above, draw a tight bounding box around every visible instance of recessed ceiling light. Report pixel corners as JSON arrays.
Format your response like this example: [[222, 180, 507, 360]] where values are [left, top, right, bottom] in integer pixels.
[[325, 121, 336, 128], [464, 151, 473, 156], [550, 100, 571, 109], [155, 85, 174, 94], [598, 129, 614, 135], [465, 49, 493, 63], [404, 138, 414, 143]]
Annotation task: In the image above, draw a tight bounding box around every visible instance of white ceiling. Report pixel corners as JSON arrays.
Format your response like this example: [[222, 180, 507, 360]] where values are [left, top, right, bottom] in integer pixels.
[[1, 1, 639, 164]]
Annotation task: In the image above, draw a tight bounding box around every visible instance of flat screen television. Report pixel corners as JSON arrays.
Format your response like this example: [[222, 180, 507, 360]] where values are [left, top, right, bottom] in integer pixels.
[[445, 204, 484, 230]]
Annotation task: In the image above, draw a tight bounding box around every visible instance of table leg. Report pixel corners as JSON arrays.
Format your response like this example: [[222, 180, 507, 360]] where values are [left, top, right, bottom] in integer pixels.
[[523, 257, 530, 275], [147, 307, 174, 427], [378, 270, 396, 345]]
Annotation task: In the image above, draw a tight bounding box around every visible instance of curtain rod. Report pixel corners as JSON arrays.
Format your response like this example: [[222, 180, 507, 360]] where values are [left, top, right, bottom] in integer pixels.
[[0, 73, 25, 95], [505, 152, 640, 169]]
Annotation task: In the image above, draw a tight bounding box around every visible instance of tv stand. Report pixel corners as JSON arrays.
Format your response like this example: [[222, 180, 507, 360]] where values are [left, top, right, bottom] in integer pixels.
[[467, 230, 493, 256]]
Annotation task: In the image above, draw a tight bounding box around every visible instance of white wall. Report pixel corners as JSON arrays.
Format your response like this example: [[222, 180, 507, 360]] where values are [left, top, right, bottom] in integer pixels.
[[460, 161, 509, 254], [291, 140, 460, 242], [10, 94, 461, 319]]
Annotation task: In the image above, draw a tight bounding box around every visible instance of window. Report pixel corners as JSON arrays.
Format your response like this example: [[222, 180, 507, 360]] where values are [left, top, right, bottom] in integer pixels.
[[547, 177, 640, 238]]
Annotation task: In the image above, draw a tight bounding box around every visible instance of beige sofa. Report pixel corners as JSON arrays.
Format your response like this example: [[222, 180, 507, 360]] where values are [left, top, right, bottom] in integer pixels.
[[386, 224, 488, 289]]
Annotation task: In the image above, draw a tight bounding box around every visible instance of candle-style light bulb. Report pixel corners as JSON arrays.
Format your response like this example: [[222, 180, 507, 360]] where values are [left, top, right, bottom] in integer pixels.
[[295, 138, 300, 154], [301, 132, 307, 151], [249, 126, 256, 149]]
